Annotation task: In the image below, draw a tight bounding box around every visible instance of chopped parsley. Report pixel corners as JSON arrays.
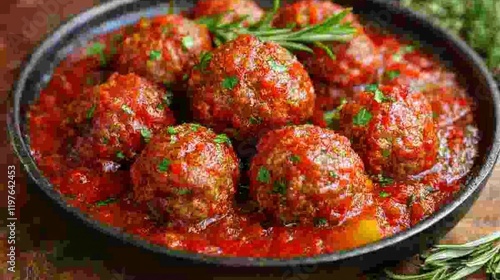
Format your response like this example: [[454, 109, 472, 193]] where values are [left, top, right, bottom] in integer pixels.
[[157, 158, 171, 172], [190, 123, 201, 132], [101, 137, 109, 144], [95, 198, 118, 207], [149, 50, 162, 61], [86, 104, 96, 120], [222, 76, 238, 90], [314, 217, 328, 227], [214, 134, 231, 145], [392, 44, 416, 61], [289, 155, 301, 163], [197, 51, 212, 71], [121, 104, 134, 115], [385, 70, 401, 80], [257, 167, 271, 183], [329, 170, 338, 179], [406, 194, 415, 207], [272, 179, 287, 195], [181, 36, 194, 50], [249, 116, 262, 124], [376, 174, 394, 186], [382, 149, 391, 158], [268, 59, 288, 72], [365, 84, 391, 103], [163, 91, 173, 107], [323, 98, 348, 128], [167, 126, 177, 134], [182, 73, 189, 81], [86, 42, 107, 66], [176, 188, 192, 195], [353, 108, 372, 126], [156, 103, 165, 110], [140, 128, 152, 143], [116, 151, 125, 160], [161, 24, 173, 34], [424, 186, 437, 195], [379, 191, 391, 198]]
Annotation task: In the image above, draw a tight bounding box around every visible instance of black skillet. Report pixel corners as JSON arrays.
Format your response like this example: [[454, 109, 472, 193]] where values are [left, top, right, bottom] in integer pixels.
[[7, 0, 500, 271]]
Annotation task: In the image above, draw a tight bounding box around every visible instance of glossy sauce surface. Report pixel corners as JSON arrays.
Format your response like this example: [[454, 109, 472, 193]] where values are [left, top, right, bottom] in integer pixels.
[[27, 13, 478, 258]]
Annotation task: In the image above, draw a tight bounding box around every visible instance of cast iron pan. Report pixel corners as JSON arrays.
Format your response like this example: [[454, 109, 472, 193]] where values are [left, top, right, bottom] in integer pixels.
[[7, 0, 500, 270]]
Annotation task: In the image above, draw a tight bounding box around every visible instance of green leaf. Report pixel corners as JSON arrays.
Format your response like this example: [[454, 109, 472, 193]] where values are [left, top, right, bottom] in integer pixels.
[[197, 51, 212, 71], [222, 76, 239, 90], [365, 84, 391, 103], [329, 170, 338, 179], [190, 123, 201, 132], [249, 116, 262, 124], [272, 178, 287, 195], [140, 128, 152, 143], [376, 174, 394, 186], [214, 133, 231, 145], [149, 50, 162, 61], [95, 198, 118, 207], [386, 70, 401, 80], [167, 126, 177, 135], [157, 158, 171, 172], [379, 191, 391, 198], [86, 42, 107, 66], [268, 59, 288, 72], [176, 188, 192, 195], [257, 167, 271, 183], [182, 36, 194, 50], [121, 104, 134, 115], [353, 108, 372, 126], [116, 151, 125, 159], [314, 217, 328, 227], [289, 155, 301, 163], [382, 149, 391, 158], [86, 104, 96, 120]]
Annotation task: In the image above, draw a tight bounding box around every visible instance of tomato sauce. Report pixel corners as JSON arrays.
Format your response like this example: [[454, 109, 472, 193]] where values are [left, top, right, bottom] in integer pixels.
[[26, 19, 478, 258]]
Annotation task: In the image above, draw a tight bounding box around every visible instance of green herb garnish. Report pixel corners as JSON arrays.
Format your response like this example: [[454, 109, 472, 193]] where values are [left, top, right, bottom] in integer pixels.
[[95, 198, 118, 207], [157, 158, 171, 172], [167, 126, 177, 134], [121, 104, 134, 115], [386, 231, 500, 280], [379, 191, 391, 198], [176, 188, 192, 195], [190, 123, 201, 132], [353, 108, 372, 126], [249, 116, 262, 124], [222, 76, 239, 90], [214, 133, 231, 145], [272, 179, 287, 195], [149, 50, 162, 61], [376, 174, 394, 186], [181, 36, 194, 50], [140, 128, 152, 143], [116, 151, 125, 160], [290, 155, 301, 163], [197, 51, 212, 71], [314, 217, 328, 227], [385, 70, 401, 80], [86, 104, 96, 120], [86, 42, 107, 66], [257, 167, 271, 183]]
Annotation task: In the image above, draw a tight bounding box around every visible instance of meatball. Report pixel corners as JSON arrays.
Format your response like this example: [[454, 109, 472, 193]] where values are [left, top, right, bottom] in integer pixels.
[[339, 84, 437, 178], [70, 73, 175, 162], [274, 0, 381, 87], [117, 15, 212, 89], [130, 124, 240, 224], [192, 0, 264, 26], [189, 34, 315, 139], [249, 125, 372, 225]]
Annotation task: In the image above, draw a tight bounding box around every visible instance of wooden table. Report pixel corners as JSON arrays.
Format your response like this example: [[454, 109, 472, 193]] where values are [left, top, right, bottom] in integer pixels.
[[1, 0, 499, 279]]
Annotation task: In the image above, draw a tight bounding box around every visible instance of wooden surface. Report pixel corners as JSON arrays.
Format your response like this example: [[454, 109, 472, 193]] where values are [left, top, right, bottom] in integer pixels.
[[0, 0, 499, 279]]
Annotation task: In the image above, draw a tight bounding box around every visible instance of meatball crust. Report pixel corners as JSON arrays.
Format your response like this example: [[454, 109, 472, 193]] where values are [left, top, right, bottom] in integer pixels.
[[274, 0, 381, 87], [273, 0, 360, 29], [117, 15, 212, 89], [192, 0, 264, 26], [189, 35, 315, 139], [70, 73, 176, 162], [339, 84, 438, 178], [249, 125, 371, 225], [130, 124, 240, 224]]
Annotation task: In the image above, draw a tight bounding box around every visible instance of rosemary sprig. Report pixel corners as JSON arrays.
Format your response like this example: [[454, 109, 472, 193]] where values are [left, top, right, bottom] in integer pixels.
[[386, 231, 500, 280], [195, 0, 356, 57]]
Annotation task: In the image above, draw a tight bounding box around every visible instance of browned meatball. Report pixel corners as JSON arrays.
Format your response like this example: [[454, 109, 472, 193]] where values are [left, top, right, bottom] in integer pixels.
[[117, 15, 212, 89], [274, 0, 381, 87], [249, 125, 372, 225], [69, 73, 175, 163], [339, 84, 438, 179], [188, 34, 315, 139], [130, 124, 240, 224], [192, 0, 264, 26]]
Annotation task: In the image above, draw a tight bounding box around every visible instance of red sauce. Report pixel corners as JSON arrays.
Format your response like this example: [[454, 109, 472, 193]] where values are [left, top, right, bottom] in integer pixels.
[[27, 16, 478, 258]]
